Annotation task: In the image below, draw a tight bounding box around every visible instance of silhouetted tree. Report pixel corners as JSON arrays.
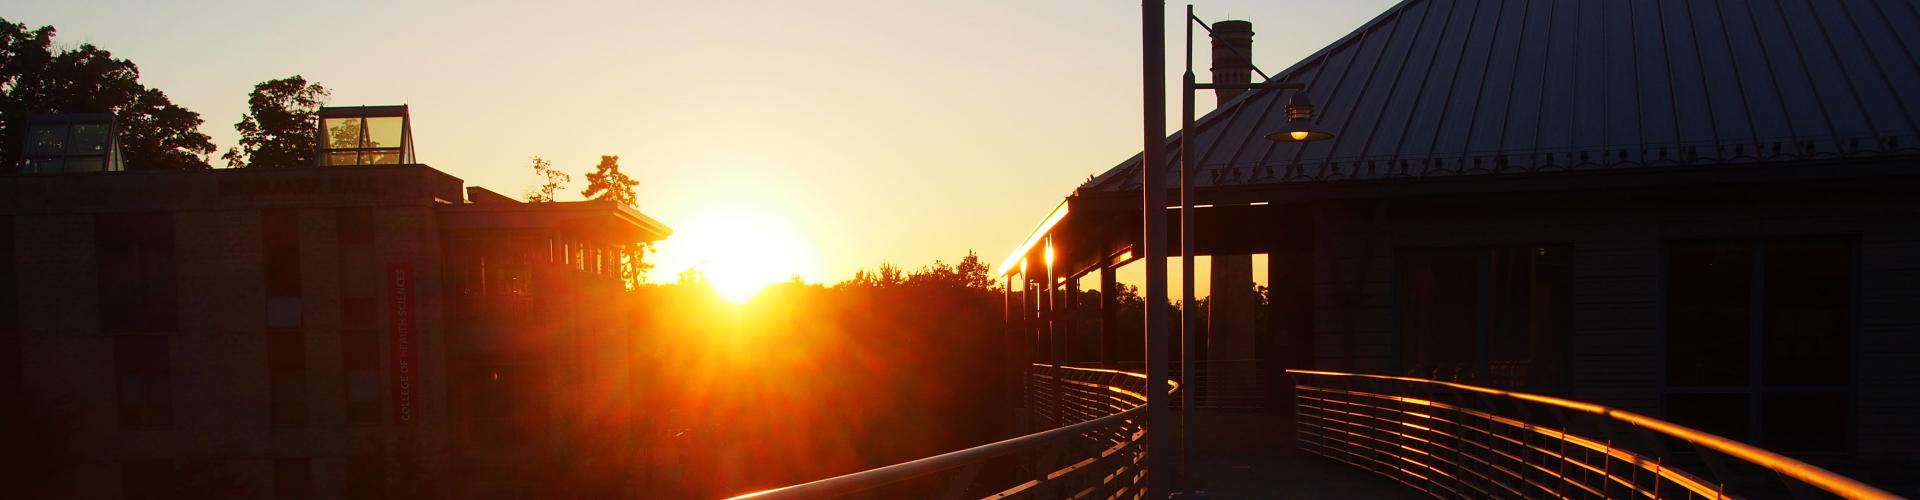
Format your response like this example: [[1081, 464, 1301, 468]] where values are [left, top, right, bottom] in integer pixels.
[[223, 75, 328, 167], [525, 155, 570, 202], [580, 155, 639, 206], [0, 17, 214, 170], [840, 261, 906, 289], [621, 243, 655, 289]]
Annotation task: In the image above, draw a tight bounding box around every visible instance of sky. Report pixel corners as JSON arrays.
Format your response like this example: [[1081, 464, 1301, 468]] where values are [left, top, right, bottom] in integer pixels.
[[9, 0, 1398, 289]]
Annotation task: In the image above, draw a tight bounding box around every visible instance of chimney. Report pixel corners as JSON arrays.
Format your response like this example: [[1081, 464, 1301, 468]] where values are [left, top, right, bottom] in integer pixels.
[[1209, 20, 1255, 105]]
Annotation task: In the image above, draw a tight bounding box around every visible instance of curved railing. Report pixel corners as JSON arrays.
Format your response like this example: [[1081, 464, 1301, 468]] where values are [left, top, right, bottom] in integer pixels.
[[729, 365, 1174, 499], [1287, 369, 1901, 500]]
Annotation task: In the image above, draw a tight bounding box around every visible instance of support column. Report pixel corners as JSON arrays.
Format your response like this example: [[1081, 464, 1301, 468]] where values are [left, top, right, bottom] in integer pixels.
[[1042, 255, 1062, 428], [1210, 254, 1257, 406], [1100, 265, 1118, 369], [1270, 246, 1315, 410], [1065, 276, 1082, 364]]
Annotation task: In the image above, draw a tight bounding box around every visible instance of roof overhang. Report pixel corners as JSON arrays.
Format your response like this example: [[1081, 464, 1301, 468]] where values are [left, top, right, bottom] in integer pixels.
[[439, 199, 672, 244], [997, 199, 1070, 276]]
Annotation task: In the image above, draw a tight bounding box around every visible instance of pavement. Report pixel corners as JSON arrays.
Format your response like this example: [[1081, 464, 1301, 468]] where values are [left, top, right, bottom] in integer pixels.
[[1170, 410, 1426, 500]]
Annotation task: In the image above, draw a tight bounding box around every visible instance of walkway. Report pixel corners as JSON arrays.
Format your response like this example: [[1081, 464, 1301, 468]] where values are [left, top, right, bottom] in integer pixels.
[[1174, 410, 1423, 500]]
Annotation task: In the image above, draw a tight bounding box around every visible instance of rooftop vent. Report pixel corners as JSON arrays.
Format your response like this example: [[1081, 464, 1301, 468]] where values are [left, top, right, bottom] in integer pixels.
[[316, 105, 414, 166], [1210, 20, 1254, 105], [18, 113, 123, 173]]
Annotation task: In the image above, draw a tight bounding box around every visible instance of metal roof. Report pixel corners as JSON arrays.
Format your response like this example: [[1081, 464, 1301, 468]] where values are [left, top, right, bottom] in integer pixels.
[[1083, 0, 1920, 193]]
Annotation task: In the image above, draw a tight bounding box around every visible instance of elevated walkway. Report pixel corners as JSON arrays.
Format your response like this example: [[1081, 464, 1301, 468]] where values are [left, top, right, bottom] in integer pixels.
[[731, 368, 1901, 500], [1176, 410, 1421, 499]]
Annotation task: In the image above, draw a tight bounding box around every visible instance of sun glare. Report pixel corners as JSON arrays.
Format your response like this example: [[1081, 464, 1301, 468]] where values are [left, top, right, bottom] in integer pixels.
[[664, 207, 818, 302]]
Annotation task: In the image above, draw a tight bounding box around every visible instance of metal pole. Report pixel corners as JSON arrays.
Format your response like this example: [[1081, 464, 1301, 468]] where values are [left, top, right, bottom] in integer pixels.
[[1140, 0, 1171, 498], [1178, 4, 1199, 493], [1047, 237, 1063, 427]]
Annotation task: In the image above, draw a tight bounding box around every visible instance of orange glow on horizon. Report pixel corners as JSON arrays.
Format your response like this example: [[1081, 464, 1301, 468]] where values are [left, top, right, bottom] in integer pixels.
[[658, 207, 821, 302]]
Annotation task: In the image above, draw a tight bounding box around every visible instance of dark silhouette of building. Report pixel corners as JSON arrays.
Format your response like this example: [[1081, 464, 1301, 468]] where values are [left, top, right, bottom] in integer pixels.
[[1002, 0, 1920, 483], [0, 106, 670, 498]]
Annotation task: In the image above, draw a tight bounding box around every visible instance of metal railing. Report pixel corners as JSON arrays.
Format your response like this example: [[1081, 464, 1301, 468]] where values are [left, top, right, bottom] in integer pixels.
[[1287, 369, 1900, 500], [729, 365, 1174, 500]]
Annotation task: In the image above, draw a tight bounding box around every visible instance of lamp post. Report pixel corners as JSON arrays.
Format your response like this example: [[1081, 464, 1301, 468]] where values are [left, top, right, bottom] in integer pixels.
[[1175, 5, 1334, 495], [1139, 2, 1172, 499]]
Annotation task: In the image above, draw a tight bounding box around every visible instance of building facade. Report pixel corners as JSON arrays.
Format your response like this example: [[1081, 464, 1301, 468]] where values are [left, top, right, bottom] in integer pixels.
[[2, 142, 668, 497], [1001, 0, 1920, 489]]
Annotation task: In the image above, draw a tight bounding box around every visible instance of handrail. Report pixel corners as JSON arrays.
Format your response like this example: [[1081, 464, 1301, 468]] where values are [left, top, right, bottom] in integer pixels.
[[728, 365, 1175, 500], [1287, 369, 1901, 500]]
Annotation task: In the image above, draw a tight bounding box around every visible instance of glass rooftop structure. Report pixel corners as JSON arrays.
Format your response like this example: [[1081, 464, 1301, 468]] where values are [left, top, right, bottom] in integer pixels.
[[18, 113, 123, 174], [316, 105, 415, 166]]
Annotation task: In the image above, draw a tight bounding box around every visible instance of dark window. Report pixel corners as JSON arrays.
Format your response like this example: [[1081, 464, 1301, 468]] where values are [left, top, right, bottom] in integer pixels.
[[1667, 245, 1753, 386], [1665, 393, 1749, 444], [1763, 242, 1850, 386], [263, 209, 301, 298], [268, 328, 307, 426], [2, 215, 16, 335], [341, 298, 381, 425], [96, 214, 176, 334], [337, 207, 372, 246], [23, 122, 116, 173], [1399, 249, 1479, 380], [344, 456, 389, 498], [0, 336, 20, 413], [1, 217, 16, 411], [273, 459, 311, 500], [337, 208, 381, 425], [1665, 238, 1852, 453], [467, 360, 547, 448], [120, 460, 173, 500], [1399, 246, 1569, 388], [114, 336, 171, 427]]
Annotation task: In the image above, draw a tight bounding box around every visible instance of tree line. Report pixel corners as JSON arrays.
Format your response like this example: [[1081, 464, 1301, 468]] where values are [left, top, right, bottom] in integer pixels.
[[632, 251, 1015, 497]]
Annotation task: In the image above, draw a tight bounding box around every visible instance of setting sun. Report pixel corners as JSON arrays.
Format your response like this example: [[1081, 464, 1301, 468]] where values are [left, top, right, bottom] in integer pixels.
[[659, 207, 821, 302]]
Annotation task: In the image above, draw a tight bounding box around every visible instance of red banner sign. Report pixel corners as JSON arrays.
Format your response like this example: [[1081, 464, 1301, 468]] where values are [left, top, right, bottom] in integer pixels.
[[388, 263, 418, 426]]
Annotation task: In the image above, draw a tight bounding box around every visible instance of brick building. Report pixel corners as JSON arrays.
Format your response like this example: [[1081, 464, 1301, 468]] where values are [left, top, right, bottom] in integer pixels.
[[1, 107, 670, 498]]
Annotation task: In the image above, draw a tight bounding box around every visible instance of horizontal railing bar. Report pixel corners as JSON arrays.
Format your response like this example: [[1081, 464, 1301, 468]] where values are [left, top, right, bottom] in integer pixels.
[[1289, 369, 1899, 500], [1301, 384, 1727, 497], [731, 365, 1173, 500]]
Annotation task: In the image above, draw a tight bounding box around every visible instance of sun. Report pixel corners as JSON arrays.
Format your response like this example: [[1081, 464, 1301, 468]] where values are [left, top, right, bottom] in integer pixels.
[[662, 207, 818, 302]]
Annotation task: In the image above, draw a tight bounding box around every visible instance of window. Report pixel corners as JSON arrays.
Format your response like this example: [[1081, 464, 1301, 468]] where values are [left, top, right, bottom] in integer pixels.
[[274, 459, 311, 500], [268, 328, 307, 426], [263, 210, 306, 426], [0, 336, 20, 413], [114, 336, 171, 427], [320, 115, 406, 166], [120, 460, 173, 500], [337, 207, 373, 245], [341, 298, 382, 425], [337, 208, 382, 425], [1398, 246, 1569, 388], [21, 119, 119, 173], [466, 360, 547, 448], [263, 209, 301, 298], [1666, 238, 1853, 453], [2, 216, 16, 335], [96, 214, 177, 334]]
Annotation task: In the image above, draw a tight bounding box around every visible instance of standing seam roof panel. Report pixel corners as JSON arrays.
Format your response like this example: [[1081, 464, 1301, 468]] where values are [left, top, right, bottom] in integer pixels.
[[1466, 0, 1531, 155], [1658, 0, 1720, 147], [1631, 0, 1680, 150], [1076, 0, 1920, 194], [1321, 0, 1431, 169], [1434, 0, 1507, 159], [1831, 1, 1920, 135]]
